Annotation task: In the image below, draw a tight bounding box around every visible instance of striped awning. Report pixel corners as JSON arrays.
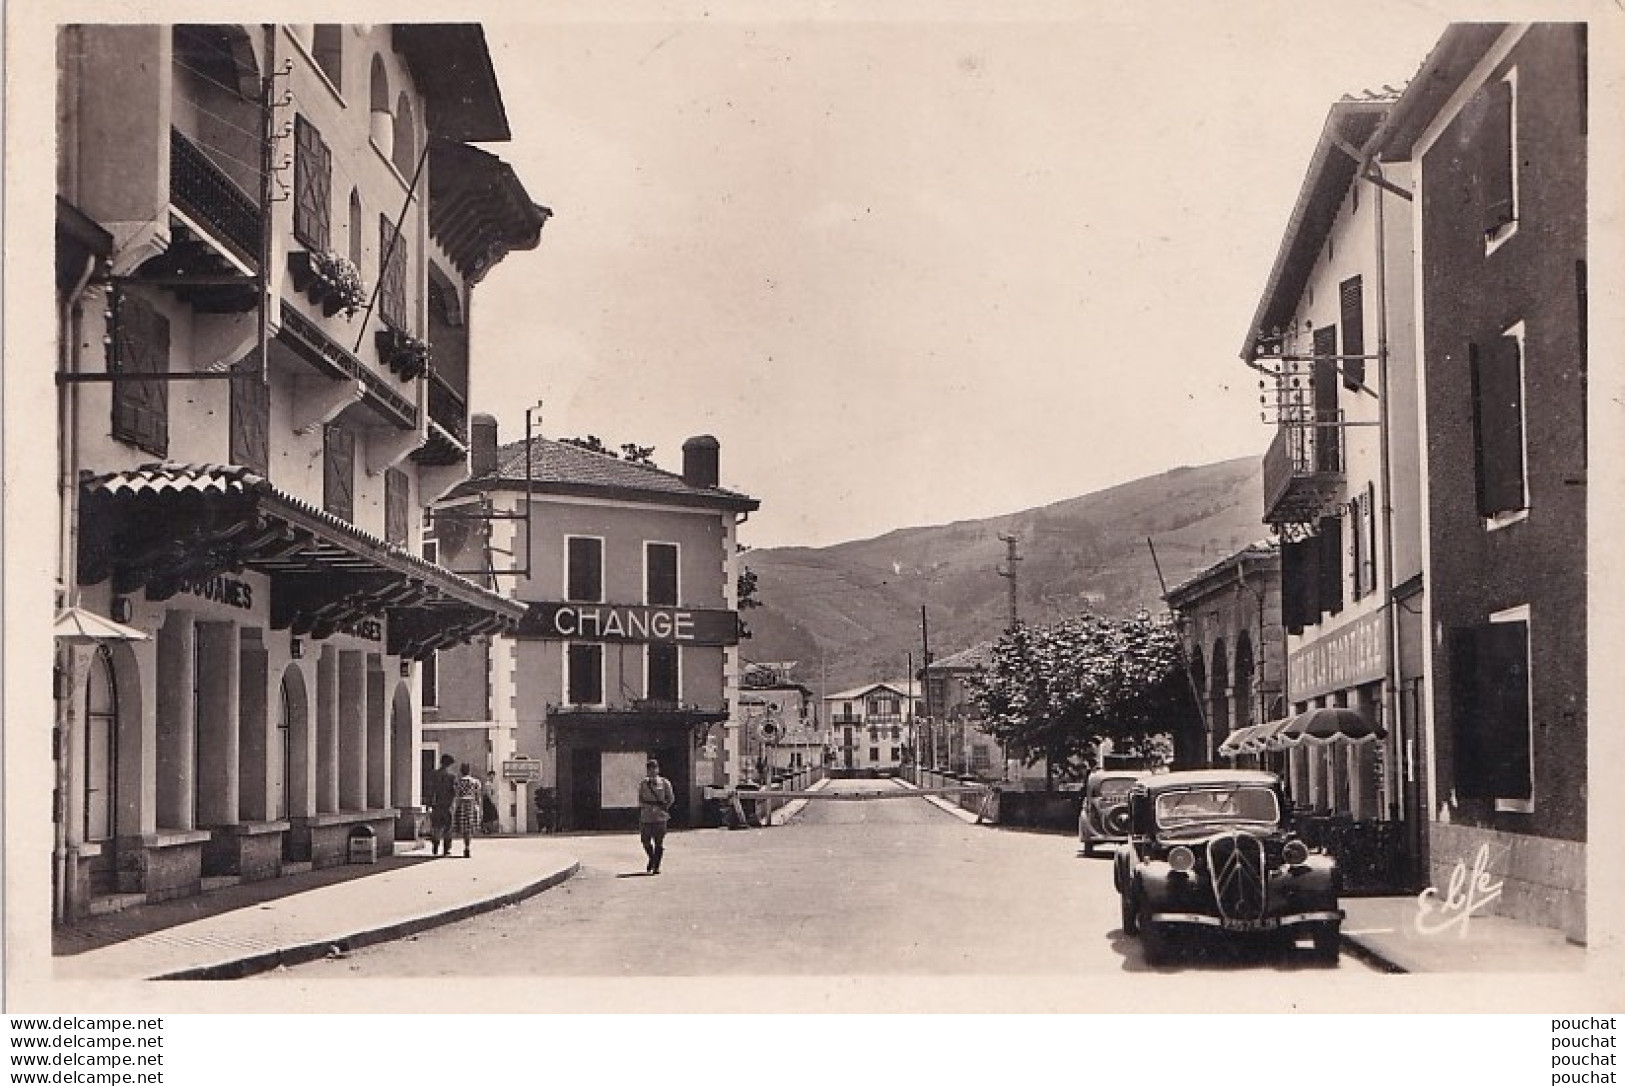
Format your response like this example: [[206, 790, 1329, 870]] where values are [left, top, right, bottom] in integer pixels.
[[1220, 708, 1384, 757], [79, 462, 524, 658]]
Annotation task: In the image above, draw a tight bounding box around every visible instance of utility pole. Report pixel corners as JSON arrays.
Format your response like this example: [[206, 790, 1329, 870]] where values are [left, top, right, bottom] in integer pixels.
[[996, 533, 1023, 631], [919, 604, 933, 771]]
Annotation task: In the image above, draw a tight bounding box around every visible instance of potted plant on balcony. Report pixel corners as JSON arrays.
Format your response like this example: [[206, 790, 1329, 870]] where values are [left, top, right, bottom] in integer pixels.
[[288, 249, 369, 318], [375, 324, 432, 381]]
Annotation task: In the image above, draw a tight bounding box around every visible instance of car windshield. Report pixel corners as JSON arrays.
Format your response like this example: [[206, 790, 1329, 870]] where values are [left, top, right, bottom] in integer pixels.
[[1095, 778, 1135, 799], [1154, 786, 1278, 828]]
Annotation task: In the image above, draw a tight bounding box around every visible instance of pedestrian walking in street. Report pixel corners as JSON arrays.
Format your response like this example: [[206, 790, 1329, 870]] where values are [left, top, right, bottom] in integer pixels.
[[427, 754, 458, 857], [638, 758, 675, 874], [452, 762, 483, 858], [481, 770, 501, 835]]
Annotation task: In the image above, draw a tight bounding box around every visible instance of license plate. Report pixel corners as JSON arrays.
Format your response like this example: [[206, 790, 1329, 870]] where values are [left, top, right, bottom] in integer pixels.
[[1221, 918, 1279, 932]]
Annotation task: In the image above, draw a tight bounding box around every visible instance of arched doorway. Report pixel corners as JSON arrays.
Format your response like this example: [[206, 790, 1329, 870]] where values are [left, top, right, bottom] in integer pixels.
[[1233, 630, 1255, 731], [391, 681, 415, 812], [84, 646, 118, 843], [1208, 639, 1230, 743], [1185, 648, 1208, 767], [278, 664, 310, 824]]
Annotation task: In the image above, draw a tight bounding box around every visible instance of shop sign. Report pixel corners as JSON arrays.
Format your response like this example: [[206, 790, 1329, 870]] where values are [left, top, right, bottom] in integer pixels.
[[520, 602, 741, 646], [342, 617, 384, 642], [181, 574, 254, 611], [1288, 609, 1388, 700]]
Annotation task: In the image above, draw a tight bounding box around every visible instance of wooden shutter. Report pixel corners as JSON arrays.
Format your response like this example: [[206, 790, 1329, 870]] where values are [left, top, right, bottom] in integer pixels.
[[1470, 336, 1526, 517], [1348, 493, 1365, 601], [1339, 276, 1365, 391], [1450, 622, 1531, 799], [323, 424, 355, 523], [293, 116, 332, 251], [567, 538, 602, 602], [1312, 325, 1341, 473], [568, 643, 603, 704], [1476, 80, 1515, 237], [110, 290, 169, 457], [646, 543, 678, 606], [385, 468, 409, 545], [1318, 515, 1343, 617], [229, 354, 269, 475], [379, 213, 407, 329], [648, 643, 679, 703]]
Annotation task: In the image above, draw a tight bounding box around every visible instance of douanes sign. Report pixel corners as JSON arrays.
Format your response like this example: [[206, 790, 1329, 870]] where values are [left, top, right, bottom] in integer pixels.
[[520, 602, 741, 646]]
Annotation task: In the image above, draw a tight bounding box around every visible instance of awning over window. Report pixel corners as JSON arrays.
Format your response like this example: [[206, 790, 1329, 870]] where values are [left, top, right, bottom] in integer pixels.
[[78, 462, 524, 659], [1219, 707, 1383, 757]]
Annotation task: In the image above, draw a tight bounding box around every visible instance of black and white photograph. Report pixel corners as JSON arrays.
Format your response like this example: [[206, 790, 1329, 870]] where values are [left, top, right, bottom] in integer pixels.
[[4, 0, 1622, 1047]]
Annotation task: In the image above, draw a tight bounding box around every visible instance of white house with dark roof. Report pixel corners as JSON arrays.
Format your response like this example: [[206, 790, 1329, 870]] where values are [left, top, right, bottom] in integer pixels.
[[823, 681, 921, 773], [428, 419, 760, 831]]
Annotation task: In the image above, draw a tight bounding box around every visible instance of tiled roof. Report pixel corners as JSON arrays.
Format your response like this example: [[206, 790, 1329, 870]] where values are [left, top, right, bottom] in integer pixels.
[[824, 681, 912, 701], [458, 437, 759, 511], [927, 643, 995, 672]]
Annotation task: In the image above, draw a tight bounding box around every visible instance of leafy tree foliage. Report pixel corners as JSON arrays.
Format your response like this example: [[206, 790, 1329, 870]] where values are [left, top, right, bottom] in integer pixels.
[[736, 565, 762, 609], [559, 436, 658, 465], [966, 610, 1196, 782]]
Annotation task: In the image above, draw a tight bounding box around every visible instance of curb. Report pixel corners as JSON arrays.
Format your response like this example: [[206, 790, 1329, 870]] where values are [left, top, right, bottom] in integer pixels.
[[1338, 931, 1409, 974], [152, 860, 581, 981]]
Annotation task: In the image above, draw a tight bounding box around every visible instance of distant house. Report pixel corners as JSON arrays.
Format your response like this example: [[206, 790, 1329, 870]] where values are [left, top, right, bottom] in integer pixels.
[[428, 422, 759, 831], [823, 681, 919, 773], [919, 644, 1011, 779], [739, 662, 824, 780], [1165, 542, 1283, 770]]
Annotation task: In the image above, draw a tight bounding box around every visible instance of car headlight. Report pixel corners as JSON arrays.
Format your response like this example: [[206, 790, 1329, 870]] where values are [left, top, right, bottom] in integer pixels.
[[1282, 839, 1310, 866], [1168, 845, 1196, 873]]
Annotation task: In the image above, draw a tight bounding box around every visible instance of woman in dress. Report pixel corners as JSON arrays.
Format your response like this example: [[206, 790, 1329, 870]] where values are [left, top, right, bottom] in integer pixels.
[[451, 762, 482, 858]]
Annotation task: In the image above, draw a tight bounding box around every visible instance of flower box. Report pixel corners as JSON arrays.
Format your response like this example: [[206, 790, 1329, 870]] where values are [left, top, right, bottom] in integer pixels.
[[288, 250, 369, 319], [375, 325, 432, 382]]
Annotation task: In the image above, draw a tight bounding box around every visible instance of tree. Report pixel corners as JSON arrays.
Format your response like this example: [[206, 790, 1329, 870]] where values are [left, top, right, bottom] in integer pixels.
[[736, 565, 761, 610], [965, 610, 1197, 785]]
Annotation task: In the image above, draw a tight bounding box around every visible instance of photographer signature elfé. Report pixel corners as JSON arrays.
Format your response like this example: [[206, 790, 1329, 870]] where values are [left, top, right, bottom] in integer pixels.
[[1414, 843, 1505, 937]]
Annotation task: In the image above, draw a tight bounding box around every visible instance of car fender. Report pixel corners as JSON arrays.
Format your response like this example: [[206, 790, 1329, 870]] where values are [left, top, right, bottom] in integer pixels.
[[1135, 861, 1177, 907], [1112, 845, 1133, 894], [1270, 853, 1339, 899]]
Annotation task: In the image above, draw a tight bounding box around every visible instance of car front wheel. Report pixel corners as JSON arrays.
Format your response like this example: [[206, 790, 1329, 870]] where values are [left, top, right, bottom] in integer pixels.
[[1137, 900, 1174, 966], [1309, 921, 1340, 965]]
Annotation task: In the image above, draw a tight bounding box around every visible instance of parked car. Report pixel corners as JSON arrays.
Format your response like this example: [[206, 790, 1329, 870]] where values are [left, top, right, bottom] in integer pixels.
[[1077, 769, 1139, 855], [1112, 769, 1342, 965]]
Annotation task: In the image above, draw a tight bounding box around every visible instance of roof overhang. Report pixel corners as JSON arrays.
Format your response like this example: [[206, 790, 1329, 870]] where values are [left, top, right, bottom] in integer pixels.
[[1239, 101, 1391, 362], [1376, 24, 1511, 162], [428, 139, 550, 284], [392, 24, 511, 143], [78, 462, 524, 659], [452, 477, 761, 514]]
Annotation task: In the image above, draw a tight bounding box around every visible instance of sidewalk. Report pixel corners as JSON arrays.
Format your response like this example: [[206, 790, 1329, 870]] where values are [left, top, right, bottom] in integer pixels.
[[52, 837, 580, 981], [1339, 894, 1587, 973]]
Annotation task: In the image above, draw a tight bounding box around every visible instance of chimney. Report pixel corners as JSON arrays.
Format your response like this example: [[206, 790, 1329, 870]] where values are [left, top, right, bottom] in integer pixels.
[[470, 414, 499, 477], [682, 434, 720, 489]]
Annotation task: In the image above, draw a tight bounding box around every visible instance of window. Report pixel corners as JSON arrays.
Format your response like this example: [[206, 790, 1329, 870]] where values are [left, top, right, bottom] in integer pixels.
[[110, 290, 169, 457], [646, 543, 679, 606], [348, 190, 364, 269], [1470, 325, 1527, 521], [1318, 514, 1344, 617], [379, 213, 407, 329], [567, 643, 604, 705], [869, 747, 879, 762], [1312, 325, 1341, 473], [293, 115, 331, 251], [1282, 534, 1320, 635], [566, 537, 603, 602], [647, 643, 679, 703], [1339, 276, 1365, 391], [312, 25, 343, 91], [1449, 610, 1532, 807], [421, 650, 438, 709], [229, 358, 269, 474], [1471, 75, 1517, 249], [323, 424, 355, 523], [1349, 484, 1377, 600], [392, 92, 417, 178], [385, 468, 409, 545]]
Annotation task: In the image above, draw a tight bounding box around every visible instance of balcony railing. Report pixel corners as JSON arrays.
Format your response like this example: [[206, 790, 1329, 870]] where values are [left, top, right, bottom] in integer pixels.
[[170, 129, 261, 268], [1263, 411, 1345, 524], [428, 372, 469, 447]]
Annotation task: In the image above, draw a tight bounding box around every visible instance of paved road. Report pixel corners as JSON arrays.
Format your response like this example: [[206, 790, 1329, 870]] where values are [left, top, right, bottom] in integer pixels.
[[263, 777, 1379, 977]]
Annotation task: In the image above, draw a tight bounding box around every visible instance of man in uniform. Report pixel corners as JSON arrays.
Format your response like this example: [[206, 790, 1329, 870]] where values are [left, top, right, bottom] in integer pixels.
[[428, 753, 458, 856], [637, 758, 675, 874]]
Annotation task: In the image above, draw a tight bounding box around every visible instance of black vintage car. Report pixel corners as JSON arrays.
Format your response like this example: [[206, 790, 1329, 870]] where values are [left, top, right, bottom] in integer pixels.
[[1112, 769, 1342, 965], [1077, 769, 1139, 856]]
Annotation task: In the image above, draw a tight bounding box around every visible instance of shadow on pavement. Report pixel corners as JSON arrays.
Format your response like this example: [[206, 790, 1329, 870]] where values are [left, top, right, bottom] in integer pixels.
[[54, 852, 439, 956]]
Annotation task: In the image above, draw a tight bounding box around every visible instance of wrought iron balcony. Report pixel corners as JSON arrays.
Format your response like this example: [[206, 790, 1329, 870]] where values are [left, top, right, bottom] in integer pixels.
[[170, 128, 261, 268], [1263, 411, 1345, 525]]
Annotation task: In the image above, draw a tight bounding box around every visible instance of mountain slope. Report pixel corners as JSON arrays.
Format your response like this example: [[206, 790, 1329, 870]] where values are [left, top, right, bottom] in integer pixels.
[[742, 456, 1264, 693]]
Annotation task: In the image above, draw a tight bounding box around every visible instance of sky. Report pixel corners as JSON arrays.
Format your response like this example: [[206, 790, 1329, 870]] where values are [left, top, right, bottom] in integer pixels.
[[462, 4, 1453, 548]]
